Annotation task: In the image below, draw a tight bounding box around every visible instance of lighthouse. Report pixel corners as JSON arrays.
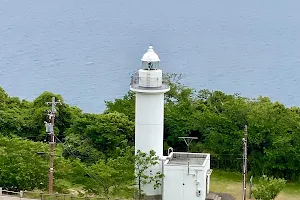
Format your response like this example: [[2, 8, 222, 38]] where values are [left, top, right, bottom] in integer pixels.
[[130, 46, 170, 197], [130, 46, 212, 200]]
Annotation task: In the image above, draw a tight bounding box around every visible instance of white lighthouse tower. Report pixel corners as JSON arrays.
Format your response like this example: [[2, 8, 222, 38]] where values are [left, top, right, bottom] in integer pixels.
[[130, 46, 170, 197], [130, 46, 213, 200]]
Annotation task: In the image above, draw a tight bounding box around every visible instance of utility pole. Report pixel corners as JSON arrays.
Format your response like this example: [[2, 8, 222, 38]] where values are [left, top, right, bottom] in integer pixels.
[[242, 125, 248, 200], [45, 97, 61, 194]]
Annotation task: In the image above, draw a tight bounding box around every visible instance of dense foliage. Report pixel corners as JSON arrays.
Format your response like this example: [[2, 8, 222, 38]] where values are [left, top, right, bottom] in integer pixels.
[[0, 88, 137, 195], [105, 77, 300, 181], [252, 175, 286, 200], [0, 135, 76, 192], [64, 112, 134, 163], [1, 75, 300, 195]]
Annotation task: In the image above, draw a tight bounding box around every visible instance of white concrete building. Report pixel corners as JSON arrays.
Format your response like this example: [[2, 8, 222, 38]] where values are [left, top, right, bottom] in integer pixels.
[[130, 46, 212, 200], [163, 152, 212, 200]]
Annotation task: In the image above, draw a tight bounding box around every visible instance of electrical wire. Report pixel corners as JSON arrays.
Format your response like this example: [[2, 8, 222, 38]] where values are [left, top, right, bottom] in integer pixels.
[[54, 135, 107, 188]]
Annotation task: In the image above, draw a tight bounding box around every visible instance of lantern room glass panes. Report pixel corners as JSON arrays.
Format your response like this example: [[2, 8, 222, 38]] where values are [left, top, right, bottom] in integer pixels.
[[142, 61, 159, 70]]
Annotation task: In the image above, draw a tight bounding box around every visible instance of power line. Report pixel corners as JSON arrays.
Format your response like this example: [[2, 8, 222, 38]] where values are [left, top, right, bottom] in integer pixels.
[[54, 135, 107, 188]]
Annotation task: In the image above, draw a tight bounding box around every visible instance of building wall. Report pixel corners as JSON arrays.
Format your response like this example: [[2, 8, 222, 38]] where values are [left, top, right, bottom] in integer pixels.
[[139, 166, 163, 196], [163, 165, 184, 200], [203, 155, 211, 194], [163, 163, 209, 200]]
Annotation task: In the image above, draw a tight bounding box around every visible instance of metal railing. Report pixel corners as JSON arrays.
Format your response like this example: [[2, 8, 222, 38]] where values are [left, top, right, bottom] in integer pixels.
[[1, 187, 21, 197], [130, 72, 169, 90]]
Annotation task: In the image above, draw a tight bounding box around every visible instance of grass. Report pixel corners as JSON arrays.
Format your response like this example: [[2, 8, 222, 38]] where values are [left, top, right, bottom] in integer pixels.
[[210, 170, 300, 200]]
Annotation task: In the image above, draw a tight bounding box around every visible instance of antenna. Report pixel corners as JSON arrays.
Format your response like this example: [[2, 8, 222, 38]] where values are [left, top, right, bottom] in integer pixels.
[[178, 136, 198, 152]]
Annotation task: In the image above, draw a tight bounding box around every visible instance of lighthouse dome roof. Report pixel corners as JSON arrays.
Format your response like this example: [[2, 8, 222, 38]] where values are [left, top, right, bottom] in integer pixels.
[[141, 46, 160, 62]]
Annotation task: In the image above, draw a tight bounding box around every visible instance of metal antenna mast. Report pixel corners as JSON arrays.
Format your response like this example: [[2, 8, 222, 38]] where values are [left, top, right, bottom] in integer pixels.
[[45, 97, 62, 194], [242, 125, 248, 200], [178, 136, 198, 152]]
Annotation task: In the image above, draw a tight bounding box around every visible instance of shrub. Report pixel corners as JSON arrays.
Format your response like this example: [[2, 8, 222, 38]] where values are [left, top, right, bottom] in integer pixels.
[[253, 175, 286, 200]]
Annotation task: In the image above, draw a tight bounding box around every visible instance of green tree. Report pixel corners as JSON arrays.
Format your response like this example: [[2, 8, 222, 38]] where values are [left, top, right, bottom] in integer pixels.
[[31, 91, 75, 141], [0, 89, 77, 141], [0, 86, 8, 109], [64, 112, 134, 161], [105, 91, 135, 121], [63, 133, 104, 164], [0, 136, 73, 192], [135, 150, 164, 200], [69, 147, 135, 199], [0, 136, 49, 190]]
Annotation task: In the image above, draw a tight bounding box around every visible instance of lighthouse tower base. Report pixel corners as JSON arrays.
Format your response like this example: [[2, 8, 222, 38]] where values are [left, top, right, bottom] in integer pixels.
[[134, 92, 165, 157], [133, 92, 167, 198]]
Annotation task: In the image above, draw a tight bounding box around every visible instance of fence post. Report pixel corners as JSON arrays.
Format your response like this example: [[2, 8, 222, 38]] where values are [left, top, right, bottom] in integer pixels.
[[20, 191, 24, 198], [40, 191, 43, 200], [0, 187, 2, 196], [249, 176, 253, 199]]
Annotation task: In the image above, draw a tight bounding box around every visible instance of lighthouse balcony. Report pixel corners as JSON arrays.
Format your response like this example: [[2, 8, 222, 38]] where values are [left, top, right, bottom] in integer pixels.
[[130, 72, 170, 92]]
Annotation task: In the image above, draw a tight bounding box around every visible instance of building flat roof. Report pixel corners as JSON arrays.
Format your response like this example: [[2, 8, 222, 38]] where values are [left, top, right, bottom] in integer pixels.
[[166, 152, 208, 166]]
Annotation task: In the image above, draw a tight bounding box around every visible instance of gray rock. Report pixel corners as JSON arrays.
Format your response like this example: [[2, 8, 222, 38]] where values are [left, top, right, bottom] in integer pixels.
[[217, 193, 235, 200]]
